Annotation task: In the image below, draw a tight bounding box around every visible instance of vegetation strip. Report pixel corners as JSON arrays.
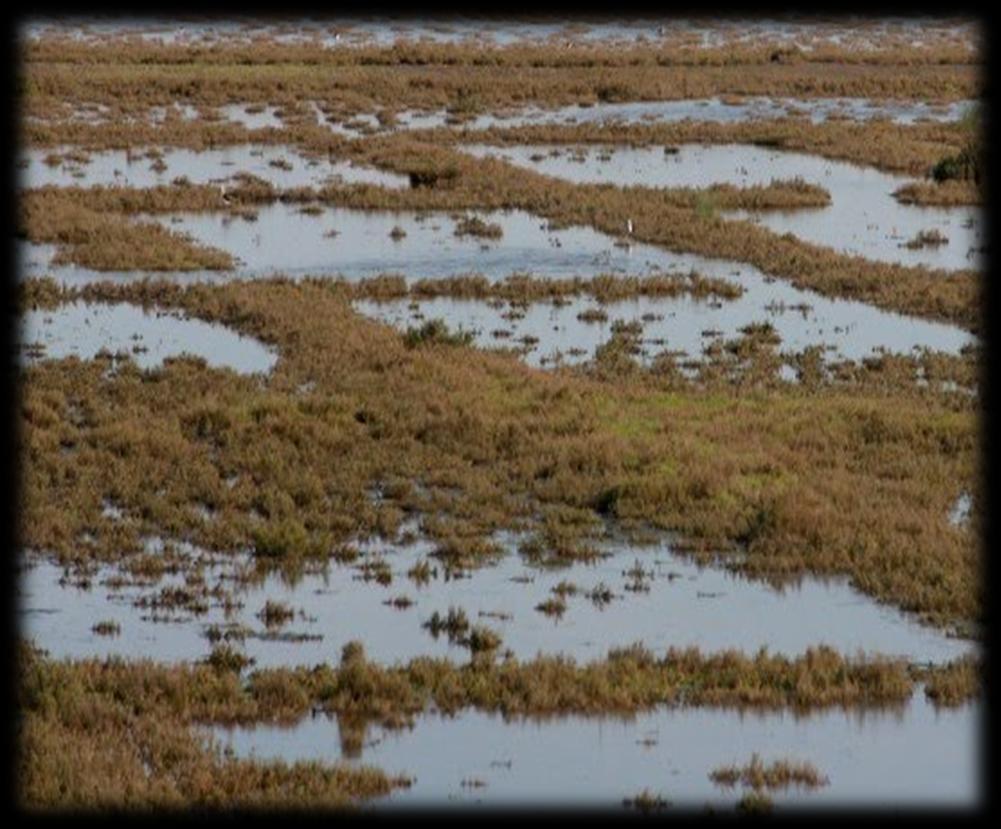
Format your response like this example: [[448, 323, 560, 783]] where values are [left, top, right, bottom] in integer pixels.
[[17, 278, 980, 632]]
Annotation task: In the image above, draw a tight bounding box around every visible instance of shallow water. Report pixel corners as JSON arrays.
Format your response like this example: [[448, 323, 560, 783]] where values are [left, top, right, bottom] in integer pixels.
[[388, 98, 975, 133], [17, 301, 277, 374], [20, 205, 974, 364], [218, 104, 285, 131], [462, 143, 984, 271], [23, 17, 978, 53], [20, 145, 409, 191], [19, 523, 974, 669], [210, 694, 981, 809], [20, 207, 678, 284], [355, 276, 971, 367]]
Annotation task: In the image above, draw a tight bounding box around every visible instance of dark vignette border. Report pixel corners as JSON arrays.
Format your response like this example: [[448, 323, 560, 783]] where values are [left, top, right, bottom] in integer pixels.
[[2, 0, 994, 820]]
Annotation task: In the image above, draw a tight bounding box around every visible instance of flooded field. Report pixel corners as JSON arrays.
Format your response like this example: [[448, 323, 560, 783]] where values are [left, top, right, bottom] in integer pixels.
[[15, 15, 983, 813], [25, 16, 978, 51], [212, 694, 981, 809], [19, 202, 975, 366], [20, 145, 409, 190], [18, 301, 277, 374], [384, 98, 976, 133], [463, 143, 983, 271], [19, 526, 974, 667]]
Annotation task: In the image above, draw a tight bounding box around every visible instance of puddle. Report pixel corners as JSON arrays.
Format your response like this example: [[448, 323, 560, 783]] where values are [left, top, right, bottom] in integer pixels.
[[17, 301, 277, 374], [19, 528, 974, 668], [211, 694, 980, 808], [20, 145, 409, 191], [20, 204, 974, 364], [463, 144, 984, 272]]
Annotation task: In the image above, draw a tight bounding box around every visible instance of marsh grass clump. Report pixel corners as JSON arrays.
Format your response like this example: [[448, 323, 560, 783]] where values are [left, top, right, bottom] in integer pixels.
[[915, 654, 981, 707], [623, 559, 653, 593], [91, 620, 121, 637], [903, 228, 949, 249], [355, 557, 392, 586], [423, 607, 470, 642], [465, 625, 503, 654], [206, 644, 254, 673], [402, 319, 474, 349], [710, 754, 829, 791], [586, 582, 616, 607], [577, 308, 609, 324], [893, 180, 980, 206], [406, 558, 437, 585], [518, 524, 602, 567], [257, 600, 295, 628], [535, 596, 567, 618], [251, 519, 311, 562], [204, 623, 250, 644], [551, 580, 579, 598], [453, 215, 503, 239], [623, 790, 670, 812]]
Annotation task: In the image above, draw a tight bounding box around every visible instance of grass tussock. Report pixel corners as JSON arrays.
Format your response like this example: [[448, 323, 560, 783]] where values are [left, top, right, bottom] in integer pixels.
[[709, 754, 829, 791], [893, 180, 980, 206], [453, 215, 503, 238], [914, 654, 981, 707]]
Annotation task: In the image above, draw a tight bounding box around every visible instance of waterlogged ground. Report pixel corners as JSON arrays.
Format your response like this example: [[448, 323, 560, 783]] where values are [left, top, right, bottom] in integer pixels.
[[24, 16, 979, 51], [389, 98, 975, 132], [211, 694, 981, 809], [355, 282, 971, 369], [17, 301, 277, 374], [18, 527, 974, 668], [20, 145, 409, 191], [19, 204, 975, 366], [462, 143, 984, 271]]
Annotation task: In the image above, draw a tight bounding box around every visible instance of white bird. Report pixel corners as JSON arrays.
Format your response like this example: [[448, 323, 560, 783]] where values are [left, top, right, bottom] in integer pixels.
[[626, 218, 634, 235]]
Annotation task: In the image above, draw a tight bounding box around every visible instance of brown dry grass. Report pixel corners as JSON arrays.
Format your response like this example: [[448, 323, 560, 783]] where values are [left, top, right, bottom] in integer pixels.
[[19, 37, 980, 133], [893, 180, 981, 206], [16, 277, 981, 632], [18, 189, 232, 271], [914, 654, 981, 707], [710, 754, 829, 790], [21, 126, 978, 329], [17, 644, 409, 810]]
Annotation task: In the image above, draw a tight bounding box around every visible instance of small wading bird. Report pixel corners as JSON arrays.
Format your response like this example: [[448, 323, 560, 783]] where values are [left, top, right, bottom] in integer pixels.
[[626, 218, 634, 235]]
